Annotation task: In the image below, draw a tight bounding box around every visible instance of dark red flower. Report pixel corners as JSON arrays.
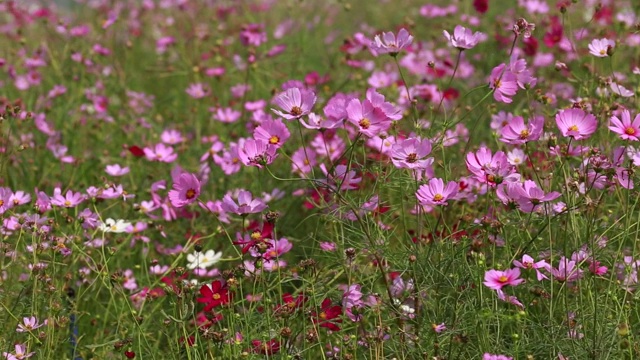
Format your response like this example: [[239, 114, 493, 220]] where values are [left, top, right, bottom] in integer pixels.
[[473, 0, 488, 13], [197, 280, 232, 311], [274, 293, 307, 316], [124, 351, 136, 359], [523, 36, 539, 56], [128, 145, 145, 157], [251, 339, 280, 355], [312, 298, 342, 331], [233, 222, 274, 254]]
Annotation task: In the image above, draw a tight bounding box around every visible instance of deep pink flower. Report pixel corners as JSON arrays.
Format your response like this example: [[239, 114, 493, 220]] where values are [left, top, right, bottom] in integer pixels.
[[550, 257, 583, 282], [237, 139, 278, 168], [416, 178, 458, 206], [443, 25, 483, 50], [609, 110, 640, 141], [513, 180, 561, 213], [253, 119, 290, 148], [272, 87, 316, 120], [466, 147, 516, 185], [240, 23, 267, 47], [555, 108, 597, 140], [346, 98, 391, 137], [168, 173, 201, 208], [489, 64, 519, 103], [499, 115, 544, 144], [391, 137, 433, 170], [370, 28, 413, 56], [483, 353, 513, 360], [483, 268, 524, 290]]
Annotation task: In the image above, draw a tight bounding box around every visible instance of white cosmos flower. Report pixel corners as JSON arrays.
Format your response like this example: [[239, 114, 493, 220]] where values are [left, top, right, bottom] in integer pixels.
[[187, 249, 223, 270], [98, 218, 132, 233]]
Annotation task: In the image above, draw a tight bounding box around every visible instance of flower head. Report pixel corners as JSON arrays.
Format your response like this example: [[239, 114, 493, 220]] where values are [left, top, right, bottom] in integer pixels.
[[483, 268, 524, 290], [588, 38, 615, 57], [168, 173, 201, 208], [443, 25, 483, 50], [609, 110, 640, 141], [187, 249, 222, 270], [272, 87, 316, 120], [370, 28, 413, 56], [416, 178, 458, 207], [556, 108, 597, 140]]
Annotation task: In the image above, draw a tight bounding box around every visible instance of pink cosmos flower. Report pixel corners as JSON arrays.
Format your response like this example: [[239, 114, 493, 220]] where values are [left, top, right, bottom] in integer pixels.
[[105, 164, 130, 176], [16, 316, 46, 333], [237, 139, 278, 168], [483, 353, 513, 360], [213, 107, 241, 123], [609, 109, 640, 141], [240, 23, 267, 47], [588, 38, 615, 57], [319, 164, 362, 191], [508, 54, 536, 89], [160, 129, 184, 145], [168, 173, 201, 208], [9, 190, 31, 206], [443, 25, 483, 50], [3, 343, 35, 360], [550, 256, 583, 282], [50, 188, 85, 208], [185, 83, 209, 99], [500, 115, 544, 144], [370, 28, 413, 56], [483, 268, 524, 290], [144, 143, 178, 162], [489, 64, 519, 103], [513, 254, 550, 280], [221, 190, 267, 215], [272, 87, 316, 120], [346, 99, 391, 137], [213, 142, 242, 175], [466, 147, 516, 185], [253, 119, 290, 148], [291, 147, 317, 175], [555, 108, 597, 140], [513, 180, 561, 213], [366, 88, 403, 120], [391, 137, 433, 170], [416, 178, 458, 207]]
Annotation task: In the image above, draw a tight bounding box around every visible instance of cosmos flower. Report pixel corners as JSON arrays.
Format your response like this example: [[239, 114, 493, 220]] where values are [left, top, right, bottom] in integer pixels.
[[370, 28, 413, 56], [555, 108, 597, 140], [443, 25, 483, 50], [168, 173, 201, 208]]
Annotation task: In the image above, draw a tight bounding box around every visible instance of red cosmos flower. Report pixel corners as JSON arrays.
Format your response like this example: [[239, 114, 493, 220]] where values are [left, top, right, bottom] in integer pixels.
[[312, 298, 342, 331], [543, 17, 563, 48], [251, 339, 280, 355], [197, 280, 232, 311], [274, 293, 307, 316], [233, 222, 273, 254], [160, 271, 188, 295], [473, 0, 488, 13], [128, 145, 145, 157], [124, 351, 136, 359]]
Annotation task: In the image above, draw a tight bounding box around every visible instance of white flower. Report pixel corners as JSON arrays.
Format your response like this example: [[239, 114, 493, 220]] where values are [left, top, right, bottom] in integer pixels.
[[99, 218, 132, 233], [187, 249, 223, 270]]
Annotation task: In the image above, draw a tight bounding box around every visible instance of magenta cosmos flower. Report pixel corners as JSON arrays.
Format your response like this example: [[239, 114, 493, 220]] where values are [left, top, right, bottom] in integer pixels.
[[466, 147, 516, 185], [416, 178, 458, 207], [588, 38, 615, 57], [50, 188, 85, 208], [253, 119, 290, 148], [489, 64, 518, 103], [271, 87, 316, 120], [609, 110, 640, 141], [346, 99, 391, 137], [238, 139, 278, 168], [443, 25, 483, 50], [390, 137, 433, 170], [370, 28, 413, 56], [513, 180, 561, 213], [555, 108, 597, 140], [500, 115, 544, 145], [483, 268, 524, 290], [168, 173, 201, 208], [221, 190, 267, 215]]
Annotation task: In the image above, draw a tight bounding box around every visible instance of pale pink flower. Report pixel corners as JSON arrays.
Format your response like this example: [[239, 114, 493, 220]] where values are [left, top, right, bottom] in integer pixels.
[[588, 38, 615, 57], [443, 25, 483, 50]]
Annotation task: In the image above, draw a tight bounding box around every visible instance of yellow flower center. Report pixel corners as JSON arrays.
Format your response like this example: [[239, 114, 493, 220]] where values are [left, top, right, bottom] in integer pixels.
[[406, 153, 418, 163], [64, 200, 71, 206], [519, 129, 530, 139], [251, 231, 262, 240], [498, 275, 508, 283], [599, 49, 606, 55], [359, 118, 371, 129], [568, 125, 579, 132], [269, 135, 280, 144], [212, 293, 221, 300], [625, 127, 636, 135], [433, 194, 443, 201]]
